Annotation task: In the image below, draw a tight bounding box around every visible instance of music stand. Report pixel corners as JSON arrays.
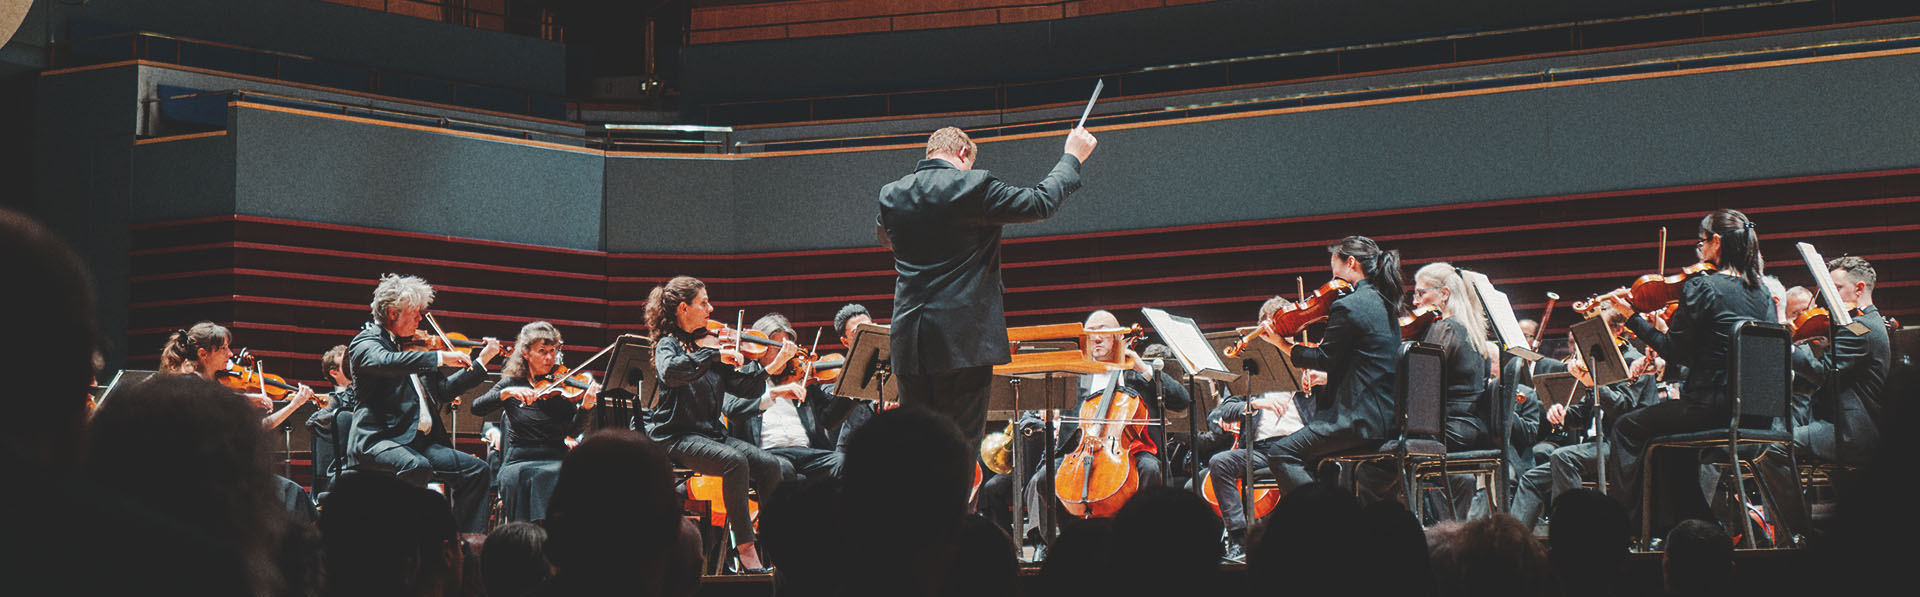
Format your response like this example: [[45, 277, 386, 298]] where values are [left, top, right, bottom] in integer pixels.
[[1141, 308, 1243, 500], [599, 334, 654, 427], [1204, 330, 1298, 397], [1569, 318, 1631, 386], [1463, 269, 1544, 362], [835, 322, 899, 405], [1533, 372, 1589, 412], [92, 369, 157, 415]]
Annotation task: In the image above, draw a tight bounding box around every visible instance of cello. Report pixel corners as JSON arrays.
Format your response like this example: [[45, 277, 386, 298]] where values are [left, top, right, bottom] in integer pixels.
[[1054, 372, 1150, 518]]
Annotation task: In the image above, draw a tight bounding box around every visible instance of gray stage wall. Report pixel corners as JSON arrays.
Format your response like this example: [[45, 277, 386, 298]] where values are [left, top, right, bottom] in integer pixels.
[[126, 47, 1920, 254], [228, 106, 605, 251]]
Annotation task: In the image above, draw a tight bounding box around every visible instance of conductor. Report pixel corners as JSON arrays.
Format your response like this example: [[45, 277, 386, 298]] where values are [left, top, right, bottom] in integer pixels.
[[877, 125, 1099, 444]]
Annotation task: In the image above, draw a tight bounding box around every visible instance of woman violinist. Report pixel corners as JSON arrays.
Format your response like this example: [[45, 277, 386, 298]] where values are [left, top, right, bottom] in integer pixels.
[[160, 321, 321, 519], [1410, 262, 1495, 451], [641, 276, 796, 572], [470, 321, 600, 523], [1257, 236, 1405, 494], [161, 321, 315, 430], [1596, 209, 1774, 539]]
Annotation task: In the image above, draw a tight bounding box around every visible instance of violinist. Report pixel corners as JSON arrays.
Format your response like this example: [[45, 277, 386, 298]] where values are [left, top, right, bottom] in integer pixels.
[[160, 321, 316, 431], [1791, 258, 1890, 462], [1597, 209, 1774, 540], [305, 345, 355, 496], [1257, 236, 1404, 494], [1211, 297, 1317, 559], [160, 321, 320, 519], [1410, 262, 1494, 451], [1509, 347, 1668, 532], [725, 313, 858, 481], [470, 321, 599, 522], [641, 276, 790, 572], [345, 274, 503, 534]]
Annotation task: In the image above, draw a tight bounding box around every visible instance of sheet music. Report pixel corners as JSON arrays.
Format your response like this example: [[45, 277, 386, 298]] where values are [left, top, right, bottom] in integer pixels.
[[1140, 307, 1238, 382], [1796, 242, 1869, 335], [1462, 269, 1541, 360]]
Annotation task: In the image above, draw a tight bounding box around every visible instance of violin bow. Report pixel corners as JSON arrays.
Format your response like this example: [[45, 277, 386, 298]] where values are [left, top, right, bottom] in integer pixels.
[[1296, 276, 1308, 344], [1657, 227, 1667, 275], [422, 313, 460, 354], [531, 338, 620, 396]]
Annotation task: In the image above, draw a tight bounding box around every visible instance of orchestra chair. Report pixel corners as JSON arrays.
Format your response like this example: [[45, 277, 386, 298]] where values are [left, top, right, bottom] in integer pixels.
[[1637, 321, 1795, 550], [1318, 342, 1449, 523]]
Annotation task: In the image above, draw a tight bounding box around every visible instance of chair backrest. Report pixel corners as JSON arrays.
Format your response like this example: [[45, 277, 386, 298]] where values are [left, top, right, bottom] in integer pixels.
[[1396, 341, 1447, 439], [1729, 320, 1792, 421]]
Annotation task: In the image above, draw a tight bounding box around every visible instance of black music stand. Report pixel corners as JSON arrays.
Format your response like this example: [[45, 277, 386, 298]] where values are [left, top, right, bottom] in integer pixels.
[[1569, 317, 1630, 491], [92, 369, 157, 415], [600, 334, 655, 429], [987, 369, 1074, 558], [1203, 329, 1297, 548], [833, 322, 899, 405], [1533, 372, 1590, 413]]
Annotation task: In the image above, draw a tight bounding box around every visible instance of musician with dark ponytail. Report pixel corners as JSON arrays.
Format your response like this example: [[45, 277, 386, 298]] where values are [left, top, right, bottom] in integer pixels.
[[1598, 208, 1774, 540], [1257, 236, 1405, 493]]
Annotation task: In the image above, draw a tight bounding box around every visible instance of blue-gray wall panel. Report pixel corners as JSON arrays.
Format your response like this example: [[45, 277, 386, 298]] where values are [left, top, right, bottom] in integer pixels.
[[602, 156, 740, 254], [231, 107, 603, 250], [130, 134, 237, 222]]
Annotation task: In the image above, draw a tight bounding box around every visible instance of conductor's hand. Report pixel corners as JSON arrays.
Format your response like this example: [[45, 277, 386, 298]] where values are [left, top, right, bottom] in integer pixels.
[[1065, 127, 1097, 164]]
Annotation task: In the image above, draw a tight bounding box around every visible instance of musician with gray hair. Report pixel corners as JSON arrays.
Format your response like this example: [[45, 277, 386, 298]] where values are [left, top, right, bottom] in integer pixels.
[[347, 274, 503, 534]]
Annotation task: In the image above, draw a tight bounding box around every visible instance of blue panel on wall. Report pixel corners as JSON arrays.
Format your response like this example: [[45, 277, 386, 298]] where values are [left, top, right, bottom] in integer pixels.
[[155, 84, 226, 128]]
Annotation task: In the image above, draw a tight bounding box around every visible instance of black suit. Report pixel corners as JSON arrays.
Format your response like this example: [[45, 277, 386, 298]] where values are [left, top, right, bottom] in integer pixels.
[[1266, 279, 1401, 492], [345, 321, 493, 533], [1791, 305, 1890, 464], [879, 155, 1082, 442]]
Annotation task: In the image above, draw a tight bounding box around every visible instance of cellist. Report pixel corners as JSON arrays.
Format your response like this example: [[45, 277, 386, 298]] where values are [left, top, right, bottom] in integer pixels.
[[1051, 309, 1190, 493]]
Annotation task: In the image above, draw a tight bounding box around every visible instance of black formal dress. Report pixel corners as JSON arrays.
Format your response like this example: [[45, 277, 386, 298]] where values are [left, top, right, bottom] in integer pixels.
[[878, 154, 1082, 442], [471, 376, 591, 522], [1423, 317, 1491, 450], [1266, 278, 1401, 491], [643, 326, 784, 545], [1606, 273, 1773, 537], [345, 321, 493, 533]]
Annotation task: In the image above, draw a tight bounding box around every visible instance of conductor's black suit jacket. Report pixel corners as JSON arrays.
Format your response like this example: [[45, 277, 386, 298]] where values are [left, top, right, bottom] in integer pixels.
[[878, 155, 1081, 375]]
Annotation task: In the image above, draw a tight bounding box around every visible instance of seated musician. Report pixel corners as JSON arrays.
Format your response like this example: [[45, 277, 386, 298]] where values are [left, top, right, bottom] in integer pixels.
[[1509, 349, 1668, 532], [1411, 263, 1495, 451], [162, 322, 318, 430], [470, 321, 599, 523], [160, 321, 320, 518], [641, 276, 794, 572], [1210, 299, 1320, 557], [831, 303, 889, 448], [1756, 257, 1892, 539], [724, 313, 859, 481], [1055, 309, 1191, 489], [345, 274, 502, 534], [306, 345, 355, 496]]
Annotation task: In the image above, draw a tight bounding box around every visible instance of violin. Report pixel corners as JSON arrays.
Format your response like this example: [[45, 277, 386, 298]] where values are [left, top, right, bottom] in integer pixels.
[[218, 354, 327, 408], [1399, 305, 1441, 341], [529, 364, 597, 404], [1789, 303, 1866, 345], [777, 352, 846, 386], [1572, 262, 1716, 318], [400, 313, 509, 362], [1223, 279, 1354, 358]]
